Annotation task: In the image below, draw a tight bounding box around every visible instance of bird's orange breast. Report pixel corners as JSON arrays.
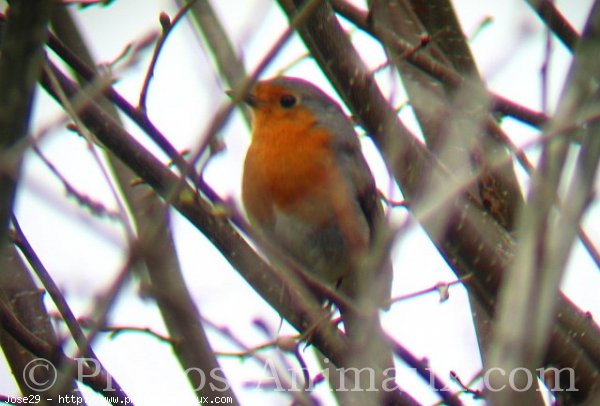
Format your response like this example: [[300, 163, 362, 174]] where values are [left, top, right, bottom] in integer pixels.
[[242, 106, 336, 227]]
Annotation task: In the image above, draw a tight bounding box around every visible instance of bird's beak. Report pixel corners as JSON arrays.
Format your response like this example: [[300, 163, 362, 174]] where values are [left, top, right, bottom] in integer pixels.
[[225, 89, 259, 108]]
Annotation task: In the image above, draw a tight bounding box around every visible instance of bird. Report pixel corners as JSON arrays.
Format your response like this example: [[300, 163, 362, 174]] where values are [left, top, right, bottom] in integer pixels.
[[237, 77, 394, 395]]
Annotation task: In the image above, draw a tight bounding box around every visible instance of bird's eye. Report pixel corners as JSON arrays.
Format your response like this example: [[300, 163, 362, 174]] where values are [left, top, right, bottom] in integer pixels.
[[279, 94, 297, 108]]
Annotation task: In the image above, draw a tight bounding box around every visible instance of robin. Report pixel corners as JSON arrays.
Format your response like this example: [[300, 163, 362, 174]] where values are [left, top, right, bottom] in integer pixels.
[[236, 77, 393, 391]]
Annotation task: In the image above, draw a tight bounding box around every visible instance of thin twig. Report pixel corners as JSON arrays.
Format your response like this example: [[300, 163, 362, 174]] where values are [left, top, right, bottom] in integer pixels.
[[101, 325, 174, 343], [138, 0, 199, 112], [389, 275, 473, 305], [389, 338, 462, 406], [32, 145, 121, 220], [541, 10, 553, 113], [62, 0, 115, 6], [449, 371, 484, 399]]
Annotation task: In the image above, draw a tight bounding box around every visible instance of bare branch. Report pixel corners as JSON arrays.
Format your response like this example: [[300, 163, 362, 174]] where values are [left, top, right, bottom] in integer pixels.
[[525, 0, 580, 51]]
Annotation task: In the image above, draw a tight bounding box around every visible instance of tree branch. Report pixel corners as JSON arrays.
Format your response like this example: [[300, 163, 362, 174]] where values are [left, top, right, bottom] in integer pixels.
[[525, 0, 580, 51], [277, 0, 600, 402]]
